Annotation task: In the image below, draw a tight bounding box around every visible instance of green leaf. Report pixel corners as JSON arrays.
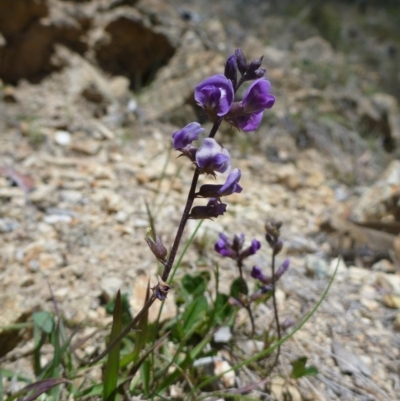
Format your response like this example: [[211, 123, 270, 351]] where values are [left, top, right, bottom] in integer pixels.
[[291, 356, 318, 378], [103, 290, 123, 401], [230, 277, 249, 298], [105, 293, 132, 326], [33, 311, 55, 334], [181, 272, 209, 298], [181, 295, 208, 335], [140, 359, 151, 397], [213, 293, 234, 325]]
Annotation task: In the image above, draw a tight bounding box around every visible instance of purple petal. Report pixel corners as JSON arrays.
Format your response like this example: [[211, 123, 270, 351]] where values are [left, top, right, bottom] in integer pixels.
[[275, 258, 290, 279], [250, 239, 261, 254], [195, 74, 234, 118], [236, 111, 264, 132], [218, 168, 242, 196], [251, 266, 265, 280], [215, 233, 236, 258], [196, 138, 231, 174], [242, 78, 273, 114], [172, 122, 204, 149], [212, 153, 231, 174], [195, 138, 218, 168]]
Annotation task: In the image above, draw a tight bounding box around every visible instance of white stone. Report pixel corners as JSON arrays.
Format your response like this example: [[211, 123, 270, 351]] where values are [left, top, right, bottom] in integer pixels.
[[54, 130, 71, 146]]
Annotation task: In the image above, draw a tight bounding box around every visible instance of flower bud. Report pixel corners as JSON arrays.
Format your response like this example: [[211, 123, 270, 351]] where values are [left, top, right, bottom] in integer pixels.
[[244, 68, 266, 81], [235, 48, 248, 75], [275, 258, 290, 279], [145, 234, 168, 263], [248, 56, 263, 73], [240, 239, 261, 259], [273, 240, 283, 256], [224, 54, 237, 88]]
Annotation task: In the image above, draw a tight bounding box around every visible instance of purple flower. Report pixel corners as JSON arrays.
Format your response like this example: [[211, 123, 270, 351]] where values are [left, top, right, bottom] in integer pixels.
[[242, 78, 275, 114], [224, 78, 275, 132], [172, 122, 204, 149], [251, 266, 269, 282], [215, 233, 260, 261], [215, 233, 237, 258], [195, 138, 231, 175], [196, 168, 242, 198], [195, 74, 234, 120], [235, 111, 264, 132], [219, 168, 242, 196], [251, 258, 290, 285], [275, 258, 290, 279], [189, 198, 227, 220], [240, 239, 261, 259]]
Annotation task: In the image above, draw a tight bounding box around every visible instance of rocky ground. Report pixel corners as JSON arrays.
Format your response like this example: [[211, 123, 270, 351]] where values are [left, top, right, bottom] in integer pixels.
[[0, 0, 400, 400]]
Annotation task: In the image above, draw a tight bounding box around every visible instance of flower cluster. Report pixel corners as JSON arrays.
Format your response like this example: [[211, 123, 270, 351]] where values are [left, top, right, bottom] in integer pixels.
[[195, 49, 275, 131], [215, 221, 290, 309], [215, 233, 261, 261], [167, 49, 275, 221], [250, 220, 290, 298]]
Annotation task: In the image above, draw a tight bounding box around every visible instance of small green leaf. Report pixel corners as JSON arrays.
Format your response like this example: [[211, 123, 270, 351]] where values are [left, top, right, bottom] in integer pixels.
[[33, 312, 55, 334], [181, 273, 209, 297], [291, 356, 318, 379], [230, 277, 249, 298]]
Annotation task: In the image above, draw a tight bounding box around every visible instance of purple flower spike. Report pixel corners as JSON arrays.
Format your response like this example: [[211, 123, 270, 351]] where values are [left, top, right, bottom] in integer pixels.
[[196, 138, 231, 175], [195, 74, 234, 120], [172, 122, 204, 150], [196, 168, 242, 198], [242, 78, 275, 115]]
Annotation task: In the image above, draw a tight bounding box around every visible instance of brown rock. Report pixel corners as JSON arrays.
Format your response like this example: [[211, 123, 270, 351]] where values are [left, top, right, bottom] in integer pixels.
[[94, 1, 182, 89], [350, 160, 400, 223], [382, 294, 400, 309], [0, 294, 33, 357], [71, 140, 101, 155]]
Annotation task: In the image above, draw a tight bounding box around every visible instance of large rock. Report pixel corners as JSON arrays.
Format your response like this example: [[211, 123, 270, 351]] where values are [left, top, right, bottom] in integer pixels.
[[350, 160, 400, 223], [94, 0, 184, 89], [0, 0, 89, 83]]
